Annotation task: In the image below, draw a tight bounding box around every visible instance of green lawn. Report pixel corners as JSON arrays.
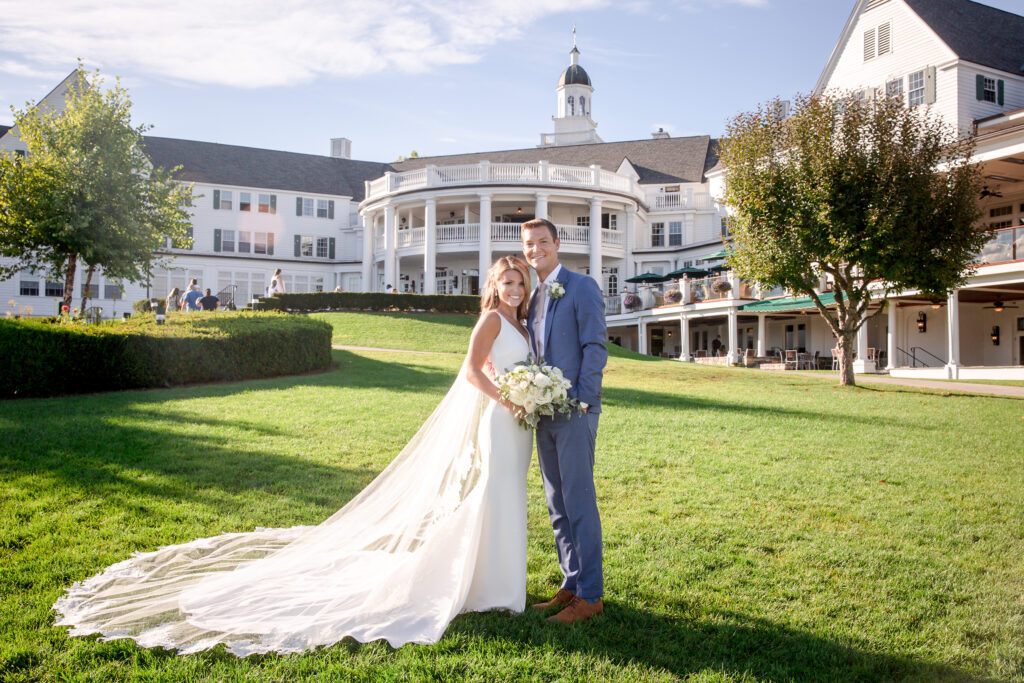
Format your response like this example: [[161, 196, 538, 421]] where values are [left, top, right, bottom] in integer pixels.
[[310, 311, 476, 352], [2, 313, 1022, 681]]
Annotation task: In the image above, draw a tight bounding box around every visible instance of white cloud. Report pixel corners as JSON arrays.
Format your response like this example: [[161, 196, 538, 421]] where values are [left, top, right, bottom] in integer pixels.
[[0, 0, 607, 88]]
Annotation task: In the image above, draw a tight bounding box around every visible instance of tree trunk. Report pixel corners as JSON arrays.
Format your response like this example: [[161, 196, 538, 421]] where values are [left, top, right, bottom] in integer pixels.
[[836, 329, 857, 387], [62, 253, 77, 313], [80, 263, 96, 315]]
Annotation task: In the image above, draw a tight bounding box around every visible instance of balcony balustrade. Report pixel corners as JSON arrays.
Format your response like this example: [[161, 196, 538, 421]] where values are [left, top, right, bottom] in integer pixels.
[[363, 161, 642, 203], [651, 192, 713, 211], [975, 226, 1024, 265], [374, 222, 625, 256]]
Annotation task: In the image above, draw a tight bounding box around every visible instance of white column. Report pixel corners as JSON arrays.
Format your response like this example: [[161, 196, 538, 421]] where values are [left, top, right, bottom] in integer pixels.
[[589, 198, 602, 287], [886, 301, 897, 370], [680, 276, 691, 305], [946, 291, 961, 378], [624, 206, 636, 280], [638, 319, 648, 355], [535, 193, 549, 220], [757, 313, 767, 356], [360, 211, 373, 291], [853, 320, 873, 374], [478, 193, 492, 279], [423, 199, 437, 294], [679, 314, 691, 361], [383, 204, 396, 290], [464, 204, 470, 225], [727, 308, 739, 365]]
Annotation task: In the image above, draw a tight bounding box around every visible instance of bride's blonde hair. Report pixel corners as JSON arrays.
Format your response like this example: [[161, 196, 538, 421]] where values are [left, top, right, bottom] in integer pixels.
[[480, 255, 531, 321]]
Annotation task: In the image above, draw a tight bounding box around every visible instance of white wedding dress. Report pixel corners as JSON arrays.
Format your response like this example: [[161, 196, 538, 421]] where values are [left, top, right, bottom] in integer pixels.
[[53, 316, 532, 655]]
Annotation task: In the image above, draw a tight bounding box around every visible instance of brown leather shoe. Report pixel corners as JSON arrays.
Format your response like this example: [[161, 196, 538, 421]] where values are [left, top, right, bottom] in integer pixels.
[[531, 588, 575, 611], [547, 596, 604, 624]]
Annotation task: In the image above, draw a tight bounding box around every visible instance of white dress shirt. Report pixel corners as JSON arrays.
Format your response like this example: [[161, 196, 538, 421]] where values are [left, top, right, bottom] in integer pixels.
[[532, 263, 562, 360]]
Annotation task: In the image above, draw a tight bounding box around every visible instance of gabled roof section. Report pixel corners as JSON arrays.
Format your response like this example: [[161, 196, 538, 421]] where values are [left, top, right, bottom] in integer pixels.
[[903, 0, 1024, 75], [0, 125, 10, 139], [391, 136, 714, 184], [142, 136, 393, 201], [816, 0, 1024, 93]]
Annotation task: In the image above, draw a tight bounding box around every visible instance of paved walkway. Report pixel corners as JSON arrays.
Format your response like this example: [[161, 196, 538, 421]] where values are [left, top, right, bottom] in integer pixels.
[[792, 372, 1024, 398]]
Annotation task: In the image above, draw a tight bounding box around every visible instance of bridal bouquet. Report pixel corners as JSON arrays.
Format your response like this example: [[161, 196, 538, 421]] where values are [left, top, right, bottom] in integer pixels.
[[495, 357, 579, 429]]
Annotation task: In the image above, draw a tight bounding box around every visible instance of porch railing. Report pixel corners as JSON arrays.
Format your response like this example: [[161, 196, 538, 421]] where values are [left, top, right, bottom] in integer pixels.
[[975, 225, 1024, 265], [895, 345, 946, 367]]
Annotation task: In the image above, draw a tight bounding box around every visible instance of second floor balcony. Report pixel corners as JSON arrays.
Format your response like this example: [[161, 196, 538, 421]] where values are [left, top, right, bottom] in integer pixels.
[[373, 222, 625, 255], [975, 225, 1024, 266]]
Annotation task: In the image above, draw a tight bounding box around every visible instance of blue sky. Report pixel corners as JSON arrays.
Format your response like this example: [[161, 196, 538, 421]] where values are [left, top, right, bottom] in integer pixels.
[[0, 0, 1020, 163]]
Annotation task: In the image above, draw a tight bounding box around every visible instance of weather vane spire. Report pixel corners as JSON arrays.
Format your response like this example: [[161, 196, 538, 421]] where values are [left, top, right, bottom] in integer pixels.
[[572, 24, 577, 49]]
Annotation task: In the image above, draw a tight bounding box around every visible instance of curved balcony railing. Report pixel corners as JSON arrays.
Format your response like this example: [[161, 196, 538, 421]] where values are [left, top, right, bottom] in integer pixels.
[[364, 161, 642, 203], [374, 223, 627, 254]]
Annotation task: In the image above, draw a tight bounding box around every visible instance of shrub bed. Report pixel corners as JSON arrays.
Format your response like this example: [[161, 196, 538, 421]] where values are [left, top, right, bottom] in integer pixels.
[[0, 312, 332, 398], [254, 291, 481, 314]]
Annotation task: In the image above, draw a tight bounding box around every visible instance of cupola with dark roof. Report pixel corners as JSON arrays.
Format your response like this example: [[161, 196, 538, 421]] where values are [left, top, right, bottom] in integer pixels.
[[559, 47, 592, 87], [540, 33, 602, 147]]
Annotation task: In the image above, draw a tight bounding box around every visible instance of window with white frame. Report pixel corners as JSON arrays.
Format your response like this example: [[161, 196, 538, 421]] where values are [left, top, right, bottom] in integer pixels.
[[908, 70, 925, 106], [301, 235, 314, 257], [669, 221, 682, 246], [80, 282, 99, 298], [20, 279, 39, 296], [254, 232, 270, 254], [317, 200, 329, 218], [886, 77, 903, 100], [603, 266, 619, 296], [651, 222, 665, 247], [258, 193, 276, 214], [214, 189, 233, 210], [45, 281, 64, 297], [220, 229, 234, 252], [237, 231, 251, 253], [239, 192, 251, 211], [316, 237, 329, 258], [983, 77, 997, 103], [302, 198, 314, 216], [103, 284, 122, 300], [576, 215, 590, 227]]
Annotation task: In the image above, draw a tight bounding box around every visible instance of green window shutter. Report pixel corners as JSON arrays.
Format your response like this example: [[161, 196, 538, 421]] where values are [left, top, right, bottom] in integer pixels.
[[998, 79, 1004, 105], [267, 233, 274, 255], [213, 228, 221, 252], [270, 195, 277, 214], [294, 234, 301, 257], [328, 200, 335, 220], [976, 74, 985, 100], [924, 66, 936, 104], [213, 189, 220, 209], [329, 237, 336, 259], [296, 197, 303, 216]]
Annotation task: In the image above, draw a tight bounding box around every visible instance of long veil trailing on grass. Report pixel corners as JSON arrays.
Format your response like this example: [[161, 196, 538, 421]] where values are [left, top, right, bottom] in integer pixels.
[[53, 365, 493, 655]]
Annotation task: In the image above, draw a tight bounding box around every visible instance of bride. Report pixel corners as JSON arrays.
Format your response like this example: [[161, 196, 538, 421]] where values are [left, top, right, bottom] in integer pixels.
[[54, 256, 535, 655]]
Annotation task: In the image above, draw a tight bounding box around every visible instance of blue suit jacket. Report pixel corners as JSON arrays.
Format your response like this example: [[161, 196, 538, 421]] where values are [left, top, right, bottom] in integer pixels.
[[527, 267, 608, 414]]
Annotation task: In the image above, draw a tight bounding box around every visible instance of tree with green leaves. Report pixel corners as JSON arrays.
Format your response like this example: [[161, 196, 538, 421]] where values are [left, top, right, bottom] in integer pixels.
[[719, 93, 984, 386], [0, 65, 193, 314]]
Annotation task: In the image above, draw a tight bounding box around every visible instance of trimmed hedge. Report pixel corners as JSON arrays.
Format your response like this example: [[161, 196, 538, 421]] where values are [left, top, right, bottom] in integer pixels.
[[254, 291, 481, 314], [133, 298, 166, 314], [0, 312, 332, 398]]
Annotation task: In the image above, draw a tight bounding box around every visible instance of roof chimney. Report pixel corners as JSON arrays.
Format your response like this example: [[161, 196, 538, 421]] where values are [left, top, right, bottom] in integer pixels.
[[651, 127, 670, 139], [330, 137, 352, 159]]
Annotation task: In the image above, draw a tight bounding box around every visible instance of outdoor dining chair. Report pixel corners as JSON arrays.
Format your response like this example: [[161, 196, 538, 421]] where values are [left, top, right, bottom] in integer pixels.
[[830, 348, 840, 371], [784, 349, 799, 370]]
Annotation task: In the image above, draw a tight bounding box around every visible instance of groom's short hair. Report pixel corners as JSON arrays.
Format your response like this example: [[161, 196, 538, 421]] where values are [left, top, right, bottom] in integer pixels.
[[522, 218, 558, 242]]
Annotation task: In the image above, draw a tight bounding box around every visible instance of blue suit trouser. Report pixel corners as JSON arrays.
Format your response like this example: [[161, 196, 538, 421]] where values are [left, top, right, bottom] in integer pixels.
[[536, 411, 603, 601]]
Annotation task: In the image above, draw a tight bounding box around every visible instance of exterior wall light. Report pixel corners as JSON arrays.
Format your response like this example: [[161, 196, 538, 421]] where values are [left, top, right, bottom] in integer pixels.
[[917, 312, 927, 333], [991, 326, 1000, 345]]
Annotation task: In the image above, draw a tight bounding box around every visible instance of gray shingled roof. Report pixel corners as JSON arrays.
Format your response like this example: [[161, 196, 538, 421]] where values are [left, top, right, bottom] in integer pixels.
[[142, 136, 393, 201], [391, 136, 715, 184], [904, 0, 1024, 75], [0, 125, 11, 139]]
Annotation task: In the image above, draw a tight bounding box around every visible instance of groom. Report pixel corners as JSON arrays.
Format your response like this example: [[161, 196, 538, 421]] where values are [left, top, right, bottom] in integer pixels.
[[521, 218, 608, 624]]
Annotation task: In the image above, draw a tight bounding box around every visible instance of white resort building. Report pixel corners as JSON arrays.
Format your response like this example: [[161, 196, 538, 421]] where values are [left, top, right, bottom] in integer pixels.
[[1, 0, 1022, 378]]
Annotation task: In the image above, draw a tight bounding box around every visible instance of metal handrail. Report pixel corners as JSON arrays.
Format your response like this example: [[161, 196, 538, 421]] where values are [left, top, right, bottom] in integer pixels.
[[895, 345, 946, 367]]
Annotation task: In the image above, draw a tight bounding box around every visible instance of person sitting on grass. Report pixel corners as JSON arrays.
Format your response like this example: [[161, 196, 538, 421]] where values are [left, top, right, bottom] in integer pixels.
[[198, 288, 219, 311]]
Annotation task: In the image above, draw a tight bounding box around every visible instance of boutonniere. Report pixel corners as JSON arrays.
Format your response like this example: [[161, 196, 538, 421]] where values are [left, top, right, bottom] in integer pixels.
[[548, 281, 565, 300]]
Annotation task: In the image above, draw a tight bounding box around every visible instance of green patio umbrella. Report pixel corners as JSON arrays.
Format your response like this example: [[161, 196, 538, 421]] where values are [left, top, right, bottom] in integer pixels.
[[625, 272, 668, 284], [700, 247, 731, 261], [664, 266, 709, 278]]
